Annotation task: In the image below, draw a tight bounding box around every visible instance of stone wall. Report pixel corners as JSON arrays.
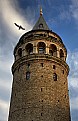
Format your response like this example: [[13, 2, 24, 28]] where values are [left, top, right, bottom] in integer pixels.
[[8, 30, 71, 121], [8, 57, 70, 121]]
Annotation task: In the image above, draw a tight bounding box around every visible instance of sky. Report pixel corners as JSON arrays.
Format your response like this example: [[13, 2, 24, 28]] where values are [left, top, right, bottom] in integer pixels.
[[0, 0, 78, 121]]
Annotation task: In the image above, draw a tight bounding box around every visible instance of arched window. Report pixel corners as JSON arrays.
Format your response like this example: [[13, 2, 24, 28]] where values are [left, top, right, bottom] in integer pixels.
[[60, 49, 64, 60], [49, 44, 57, 57], [37, 42, 46, 54], [26, 43, 33, 55], [53, 73, 57, 81], [53, 65, 56, 69], [18, 48, 22, 57], [39, 23, 43, 29], [26, 72, 30, 80]]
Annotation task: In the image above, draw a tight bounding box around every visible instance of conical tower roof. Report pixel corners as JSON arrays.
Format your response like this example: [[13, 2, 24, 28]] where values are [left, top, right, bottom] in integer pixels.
[[33, 8, 50, 30]]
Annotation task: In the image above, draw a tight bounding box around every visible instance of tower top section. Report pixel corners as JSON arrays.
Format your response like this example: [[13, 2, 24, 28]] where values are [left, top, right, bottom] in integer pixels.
[[33, 8, 50, 30]]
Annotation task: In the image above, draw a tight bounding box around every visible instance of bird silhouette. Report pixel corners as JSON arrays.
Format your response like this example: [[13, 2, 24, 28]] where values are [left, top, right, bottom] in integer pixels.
[[14, 23, 25, 30]]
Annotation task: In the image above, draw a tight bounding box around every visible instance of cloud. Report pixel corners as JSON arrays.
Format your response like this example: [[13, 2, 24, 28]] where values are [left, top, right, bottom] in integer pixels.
[[71, 97, 78, 110], [0, 99, 9, 121], [70, 97, 78, 121], [0, 0, 33, 56], [59, 10, 71, 22], [67, 49, 78, 92], [0, 0, 32, 36], [0, 1, 33, 121], [71, 109, 78, 121], [0, 53, 12, 121], [67, 50, 78, 77], [67, 50, 78, 121], [58, 0, 78, 25], [0, 55, 13, 73], [69, 77, 78, 89], [70, 0, 78, 21]]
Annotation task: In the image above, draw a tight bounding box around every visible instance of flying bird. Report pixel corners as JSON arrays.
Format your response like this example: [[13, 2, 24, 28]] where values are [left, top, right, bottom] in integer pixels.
[[14, 23, 25, 30]]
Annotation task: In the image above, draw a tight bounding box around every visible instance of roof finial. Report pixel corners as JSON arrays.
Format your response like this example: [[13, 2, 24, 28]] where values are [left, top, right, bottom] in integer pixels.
[[40, 7, 43, 16]]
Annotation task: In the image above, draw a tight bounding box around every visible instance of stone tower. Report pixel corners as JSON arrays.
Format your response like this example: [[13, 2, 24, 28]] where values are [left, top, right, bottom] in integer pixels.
[[8, 9, 71, 121]]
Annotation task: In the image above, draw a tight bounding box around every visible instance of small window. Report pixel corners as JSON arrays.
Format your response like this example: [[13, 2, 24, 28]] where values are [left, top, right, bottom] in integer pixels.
[[39, 23, 43, 29], [15, 93, 16, 96], [62, 70, 64, 74], [60, 49, 64, 60], [41, 63, 43, 67], [53, 73, 57, 81], [49, 44, 57, 57], [28, 63, 30, 68], [42, 106, 43, 110], [25, 43, 33, 55], [39, 47, 44, 53], [53, 65, 56, 69], [41, 113, 42, 116], [26, 72, 30, 80], [41, 88, 42, 92], [18, 48, 22, 57], [65, 95, 66, 98], [37, 42, 46, 54]]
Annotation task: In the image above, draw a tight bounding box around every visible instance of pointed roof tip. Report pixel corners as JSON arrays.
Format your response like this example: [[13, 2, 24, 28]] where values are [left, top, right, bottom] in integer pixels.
[[32, 8, 50, 31], [40, 7, 43, 16]]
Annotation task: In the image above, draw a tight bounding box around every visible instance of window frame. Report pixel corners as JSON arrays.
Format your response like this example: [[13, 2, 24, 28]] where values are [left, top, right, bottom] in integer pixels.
[[53, 73, 57, 81], [26, 71, 30, 80]]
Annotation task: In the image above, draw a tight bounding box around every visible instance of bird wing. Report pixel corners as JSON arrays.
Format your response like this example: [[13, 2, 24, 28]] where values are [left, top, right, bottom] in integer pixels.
[[14, 23, 25, 30], [14, 23, 19, 27], [20, 26, 25, 30]]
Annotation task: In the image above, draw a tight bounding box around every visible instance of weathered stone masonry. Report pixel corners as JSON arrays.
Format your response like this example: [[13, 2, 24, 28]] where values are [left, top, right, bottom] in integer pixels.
[[8, 10, 71, 121]]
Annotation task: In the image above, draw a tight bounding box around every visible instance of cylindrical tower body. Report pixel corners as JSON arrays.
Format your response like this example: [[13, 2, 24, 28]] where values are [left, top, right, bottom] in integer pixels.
[[8, 13, 71, 121]]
